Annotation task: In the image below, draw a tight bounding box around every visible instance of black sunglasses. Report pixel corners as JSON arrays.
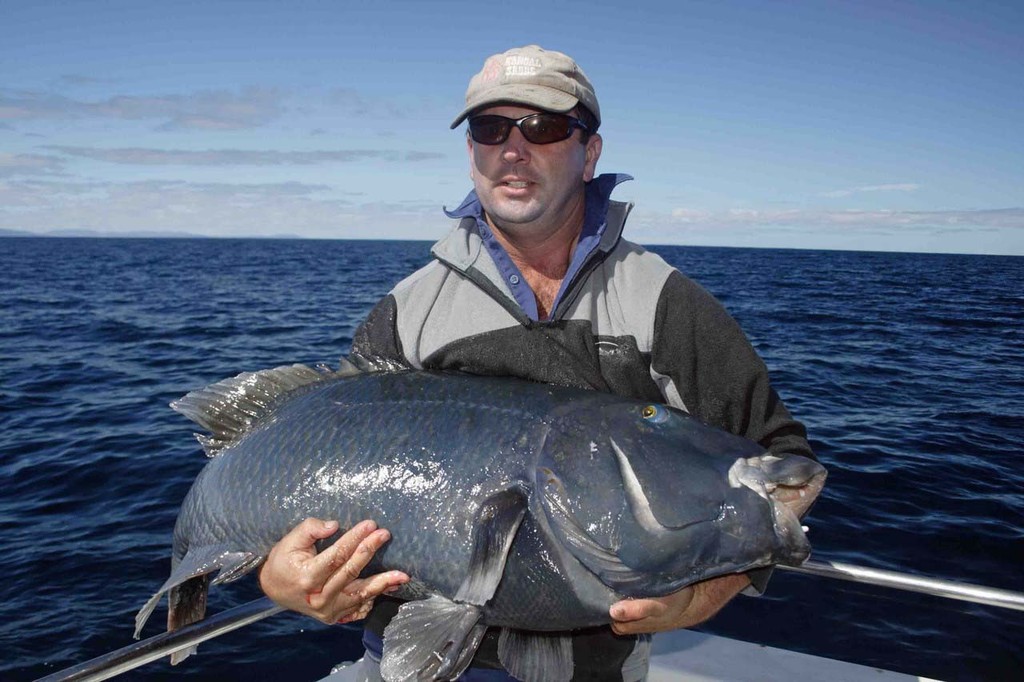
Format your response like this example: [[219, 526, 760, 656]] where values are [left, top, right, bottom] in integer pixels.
[[467, 113, 589, 145]]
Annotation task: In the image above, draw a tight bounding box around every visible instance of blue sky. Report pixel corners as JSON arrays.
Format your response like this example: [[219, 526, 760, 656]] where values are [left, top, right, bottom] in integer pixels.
[[2, 0, 1021, 254]]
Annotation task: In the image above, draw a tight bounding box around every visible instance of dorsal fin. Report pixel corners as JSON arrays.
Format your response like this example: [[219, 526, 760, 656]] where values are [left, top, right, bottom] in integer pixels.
[[171, 364, 331, 457], [347, 352, 410, 374]]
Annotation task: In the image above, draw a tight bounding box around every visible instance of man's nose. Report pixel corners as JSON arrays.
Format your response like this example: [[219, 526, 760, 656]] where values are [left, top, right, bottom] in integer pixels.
[[501, 127, 531, 164]]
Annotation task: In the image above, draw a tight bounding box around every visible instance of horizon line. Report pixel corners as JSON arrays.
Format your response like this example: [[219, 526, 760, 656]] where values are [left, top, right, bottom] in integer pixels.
[[2, 229, 1020, 259]]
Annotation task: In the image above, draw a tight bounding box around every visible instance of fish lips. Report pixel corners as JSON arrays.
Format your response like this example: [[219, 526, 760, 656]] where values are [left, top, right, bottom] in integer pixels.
[[728, 453, 828, 563]]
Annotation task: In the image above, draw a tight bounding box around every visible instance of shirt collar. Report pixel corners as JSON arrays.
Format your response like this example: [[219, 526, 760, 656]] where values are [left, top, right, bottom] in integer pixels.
[[444, 173, 632, 224]]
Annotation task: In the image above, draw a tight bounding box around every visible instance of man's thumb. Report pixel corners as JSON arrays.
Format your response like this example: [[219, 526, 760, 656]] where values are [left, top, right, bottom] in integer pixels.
[[287, 517, 339, 549]]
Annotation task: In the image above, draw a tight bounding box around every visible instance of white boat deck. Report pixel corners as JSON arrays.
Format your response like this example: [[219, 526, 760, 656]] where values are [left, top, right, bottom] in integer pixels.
[[321, 629, 942, 681], [647, 629, 940, 681]]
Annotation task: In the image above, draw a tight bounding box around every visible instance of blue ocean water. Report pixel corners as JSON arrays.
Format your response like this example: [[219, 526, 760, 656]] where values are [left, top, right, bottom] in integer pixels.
[[1, 237, 1021, 681]]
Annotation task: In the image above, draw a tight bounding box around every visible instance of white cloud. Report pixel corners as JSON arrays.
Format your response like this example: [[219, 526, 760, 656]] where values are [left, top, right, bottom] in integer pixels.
[[670, 208, 712, 222], [0, 87, 285, 130], [820, 183, 922, 198], [622, 205, 1024, 255], [0, 152, 65, 177], [655, 206, 1022, 230], [45, 146, 445, 166], [3, 176, 1019, 253], [327, 88, 418, 118], [0, 179, 448, 240]]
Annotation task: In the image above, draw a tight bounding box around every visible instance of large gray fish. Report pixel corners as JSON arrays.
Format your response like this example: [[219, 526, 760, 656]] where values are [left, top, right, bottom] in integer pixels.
[[136, 360, 826, 681]]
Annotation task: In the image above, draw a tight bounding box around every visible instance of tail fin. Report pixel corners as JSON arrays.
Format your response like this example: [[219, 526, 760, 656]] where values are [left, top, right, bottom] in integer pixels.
[[167, 574, 210, 664], [135, 547, 258, 664]]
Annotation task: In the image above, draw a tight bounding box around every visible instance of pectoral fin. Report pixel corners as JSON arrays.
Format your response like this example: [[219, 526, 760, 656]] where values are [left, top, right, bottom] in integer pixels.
[[498, 628, 574, 682], [454, 487, 527, 605], [380, 488, 526, 680], [381, 596, 487, 681]]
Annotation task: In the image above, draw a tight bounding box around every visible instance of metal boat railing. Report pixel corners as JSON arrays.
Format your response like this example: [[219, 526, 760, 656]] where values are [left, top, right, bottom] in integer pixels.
[[35, 559, 1024, 682], [35, 599, 284, 682], [779, 559, 1024, 611]]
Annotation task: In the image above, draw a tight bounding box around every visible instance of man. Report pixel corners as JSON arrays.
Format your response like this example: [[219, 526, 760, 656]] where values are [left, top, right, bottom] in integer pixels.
[[260, 45, 815, 681]]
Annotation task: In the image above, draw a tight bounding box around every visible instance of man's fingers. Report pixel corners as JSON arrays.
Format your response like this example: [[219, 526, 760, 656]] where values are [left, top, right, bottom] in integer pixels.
[[311, 520, 378, 576], [260, 518, 340, 601], [610, 599, 661, 635], [609, 585, 704, 635], [610, 598, 665, 623], [259, 516, 407, 623], [319, 528, 403, 597], [335, 595, 378, 625], [610, 599, 644, 623], [334, 567, 410, 604], [324, 569, 409, 624]]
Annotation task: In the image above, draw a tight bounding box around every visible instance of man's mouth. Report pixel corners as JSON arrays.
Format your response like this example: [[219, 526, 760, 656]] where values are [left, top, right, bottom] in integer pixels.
[[499, 177, 533, 189]]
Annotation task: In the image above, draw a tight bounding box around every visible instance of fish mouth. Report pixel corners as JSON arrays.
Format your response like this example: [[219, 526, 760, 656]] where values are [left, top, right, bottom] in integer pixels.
[[728, 454, 828, 565]]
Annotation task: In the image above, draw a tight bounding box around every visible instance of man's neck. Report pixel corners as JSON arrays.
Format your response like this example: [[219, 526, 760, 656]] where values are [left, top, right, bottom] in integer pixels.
[[485, 209, 584, 320]]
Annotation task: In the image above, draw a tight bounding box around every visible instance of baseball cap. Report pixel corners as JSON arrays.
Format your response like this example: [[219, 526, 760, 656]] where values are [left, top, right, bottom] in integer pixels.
[[450, 45, 600, 129]]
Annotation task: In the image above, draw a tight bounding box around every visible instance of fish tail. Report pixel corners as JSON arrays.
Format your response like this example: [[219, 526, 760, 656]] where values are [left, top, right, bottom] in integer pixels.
[[135, 546, 256, 662], [167, 573, 210, 664]]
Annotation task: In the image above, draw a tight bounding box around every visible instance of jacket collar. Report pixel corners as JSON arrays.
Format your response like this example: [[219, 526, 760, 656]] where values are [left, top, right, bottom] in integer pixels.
[[434, 172, 633, 274]]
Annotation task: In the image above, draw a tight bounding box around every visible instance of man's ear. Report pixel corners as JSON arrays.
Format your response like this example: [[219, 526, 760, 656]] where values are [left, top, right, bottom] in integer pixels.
[[583, 133, 603, 183]]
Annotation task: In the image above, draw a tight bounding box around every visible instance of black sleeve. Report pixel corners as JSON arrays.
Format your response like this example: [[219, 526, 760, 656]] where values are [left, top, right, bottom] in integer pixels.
[[650, 271, 815, 461], [350, 294, 409, 365]]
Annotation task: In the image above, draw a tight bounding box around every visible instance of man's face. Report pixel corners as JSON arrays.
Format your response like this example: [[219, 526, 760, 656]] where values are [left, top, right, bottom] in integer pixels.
[[467, 105, 602, 239]]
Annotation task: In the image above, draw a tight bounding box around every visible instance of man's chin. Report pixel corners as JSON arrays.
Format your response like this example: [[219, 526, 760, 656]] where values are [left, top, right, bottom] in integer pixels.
[[482, 205, 544, 232]]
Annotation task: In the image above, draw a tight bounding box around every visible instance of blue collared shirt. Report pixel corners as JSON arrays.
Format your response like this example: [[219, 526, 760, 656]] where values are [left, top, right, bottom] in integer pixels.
[[444, 172, 633, 321]]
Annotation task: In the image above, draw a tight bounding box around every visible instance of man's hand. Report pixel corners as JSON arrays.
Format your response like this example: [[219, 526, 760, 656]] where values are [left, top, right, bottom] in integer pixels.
[[609, 572, 750, 635], [258, 517, 409, 625]]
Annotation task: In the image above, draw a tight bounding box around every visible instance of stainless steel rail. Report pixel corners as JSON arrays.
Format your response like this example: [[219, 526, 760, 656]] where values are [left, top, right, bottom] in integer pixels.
[[35, 560, 1024, 681], [35, 598, 283, 682], [778, 559, 1024, 612]]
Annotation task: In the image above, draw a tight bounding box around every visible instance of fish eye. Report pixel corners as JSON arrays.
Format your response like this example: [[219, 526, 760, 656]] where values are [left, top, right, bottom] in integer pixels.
[[641, 404, 668, 423]]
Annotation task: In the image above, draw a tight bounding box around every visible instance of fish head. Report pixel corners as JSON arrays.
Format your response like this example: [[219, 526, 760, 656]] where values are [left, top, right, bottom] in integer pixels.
[[538, 399, 826, 597]]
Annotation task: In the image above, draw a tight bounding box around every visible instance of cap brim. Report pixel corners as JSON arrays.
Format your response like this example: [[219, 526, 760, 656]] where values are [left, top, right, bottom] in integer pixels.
[[450, 84, 580, 129]]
